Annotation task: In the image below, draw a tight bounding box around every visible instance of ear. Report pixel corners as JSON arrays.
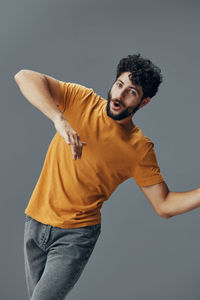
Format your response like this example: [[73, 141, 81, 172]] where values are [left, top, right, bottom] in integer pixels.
[[139, 96, 150, 109]]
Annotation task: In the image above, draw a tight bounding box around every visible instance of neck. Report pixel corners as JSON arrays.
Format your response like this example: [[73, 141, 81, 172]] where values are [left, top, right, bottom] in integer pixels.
[[116, 116, 135, 130]]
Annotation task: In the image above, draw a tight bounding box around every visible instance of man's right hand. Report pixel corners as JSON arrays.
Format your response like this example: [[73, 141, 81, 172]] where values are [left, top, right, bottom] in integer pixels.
[[54, 114, 87, 160], [14, 70, 87, 160]]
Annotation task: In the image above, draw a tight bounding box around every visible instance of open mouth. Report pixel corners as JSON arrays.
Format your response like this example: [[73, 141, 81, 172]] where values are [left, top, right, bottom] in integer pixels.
[[112, 100, 122, 110]]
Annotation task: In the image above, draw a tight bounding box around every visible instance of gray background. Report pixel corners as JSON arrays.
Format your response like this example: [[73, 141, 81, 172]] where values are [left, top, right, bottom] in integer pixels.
[[1, 0, 200, 299]]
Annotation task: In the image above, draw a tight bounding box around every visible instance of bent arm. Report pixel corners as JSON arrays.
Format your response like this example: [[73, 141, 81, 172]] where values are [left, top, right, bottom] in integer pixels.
[[160, 187, 200, 218], [14, 69, 63, 122], [140, 181, 200, 218]]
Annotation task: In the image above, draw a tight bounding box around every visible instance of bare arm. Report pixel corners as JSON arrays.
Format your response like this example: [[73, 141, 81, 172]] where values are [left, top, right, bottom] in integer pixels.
[[14, 69, 86, 160], [140, 181, 200, 219], [14, 69, 62, 122]]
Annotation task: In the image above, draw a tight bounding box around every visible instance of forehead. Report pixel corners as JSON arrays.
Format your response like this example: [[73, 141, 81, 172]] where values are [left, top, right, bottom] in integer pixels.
[[117, 71, 132, 82], [116, 71, 143, 97]]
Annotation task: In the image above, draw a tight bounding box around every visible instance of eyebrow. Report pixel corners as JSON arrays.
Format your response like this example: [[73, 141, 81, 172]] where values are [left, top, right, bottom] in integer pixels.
[[117, 79, 140, 96]]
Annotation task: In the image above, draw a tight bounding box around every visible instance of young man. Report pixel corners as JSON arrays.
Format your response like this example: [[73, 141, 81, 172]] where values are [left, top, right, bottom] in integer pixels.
[[15, 54, 200, 299]]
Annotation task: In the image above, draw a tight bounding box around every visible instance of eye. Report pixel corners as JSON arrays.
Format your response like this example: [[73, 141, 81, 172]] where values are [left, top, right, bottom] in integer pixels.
[[129, 90, 136, 95], [116, 82, 122, 87]]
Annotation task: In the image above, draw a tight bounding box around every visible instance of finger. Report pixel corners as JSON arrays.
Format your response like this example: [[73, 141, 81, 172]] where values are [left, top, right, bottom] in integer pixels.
[[72, 135, 81, 159], [70, 141, 81, 159], [73, 134, 80, 145], [71, 145, 77, 160], [65, 138, 70, 145], [69, 133, 76, 146], [65, 132, 73, 145], [76, 141, 83, 159], [81, 141, 87, 146]]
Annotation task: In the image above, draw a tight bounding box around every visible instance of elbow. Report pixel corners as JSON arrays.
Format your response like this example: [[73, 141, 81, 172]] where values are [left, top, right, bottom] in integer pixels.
[[14, 69, 26, 82], [14, 69, 34, 83], [157, 203, 173, 219], [159, 213, 172, 219], [14, 69, 45, 84]]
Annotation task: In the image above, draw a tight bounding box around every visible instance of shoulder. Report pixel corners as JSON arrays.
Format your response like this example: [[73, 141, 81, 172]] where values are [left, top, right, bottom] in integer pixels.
[[59, 81, 95, 97], [131, 126, 154, 153], [129, 127, 157, 166]]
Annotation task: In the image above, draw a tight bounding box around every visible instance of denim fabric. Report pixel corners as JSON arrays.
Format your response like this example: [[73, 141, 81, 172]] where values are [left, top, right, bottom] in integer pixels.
[[24, 214, 101, 300]]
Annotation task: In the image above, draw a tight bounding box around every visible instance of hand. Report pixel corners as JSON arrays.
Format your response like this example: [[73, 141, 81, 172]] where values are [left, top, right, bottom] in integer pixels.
[[53, 114, 87, 160]]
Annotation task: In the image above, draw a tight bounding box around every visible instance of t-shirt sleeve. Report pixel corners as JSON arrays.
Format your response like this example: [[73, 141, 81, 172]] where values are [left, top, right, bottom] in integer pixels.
[[132, 140, 165, 187], [57, 80, 96, 114]]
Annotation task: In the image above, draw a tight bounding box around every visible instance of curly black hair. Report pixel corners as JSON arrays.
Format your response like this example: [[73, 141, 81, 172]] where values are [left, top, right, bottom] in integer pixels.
[[116, 53, 163, 99]]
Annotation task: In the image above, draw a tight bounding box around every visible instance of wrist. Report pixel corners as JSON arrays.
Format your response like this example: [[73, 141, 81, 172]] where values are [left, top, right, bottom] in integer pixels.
[[52, 109, 66, 123]]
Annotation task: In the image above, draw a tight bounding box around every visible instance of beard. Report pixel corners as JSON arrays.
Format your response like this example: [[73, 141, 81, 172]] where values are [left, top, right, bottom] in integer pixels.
[[106, 89, 142, 121]]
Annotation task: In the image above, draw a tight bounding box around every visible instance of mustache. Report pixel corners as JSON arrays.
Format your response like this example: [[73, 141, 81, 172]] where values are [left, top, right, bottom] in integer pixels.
[[111, 99, 124, 107]]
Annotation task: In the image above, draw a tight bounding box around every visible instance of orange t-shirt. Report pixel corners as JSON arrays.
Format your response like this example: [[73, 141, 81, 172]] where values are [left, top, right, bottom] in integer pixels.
[[25, 81, 164, 228]]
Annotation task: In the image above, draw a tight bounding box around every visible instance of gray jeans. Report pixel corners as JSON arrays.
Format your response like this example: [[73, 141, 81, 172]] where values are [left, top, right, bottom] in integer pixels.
[[24, 214, 101, 300]]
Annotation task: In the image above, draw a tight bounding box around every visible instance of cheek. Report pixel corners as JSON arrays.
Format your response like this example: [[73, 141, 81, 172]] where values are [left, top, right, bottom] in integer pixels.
[[128, 97, 141, 106], [125, 100, 135, 107], [110, 87, 118, 99], [110, 91, 115, 100]]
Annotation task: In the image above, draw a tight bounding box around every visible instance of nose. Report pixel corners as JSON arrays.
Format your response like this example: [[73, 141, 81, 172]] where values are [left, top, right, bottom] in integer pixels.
[[116, 88, 125, 101]]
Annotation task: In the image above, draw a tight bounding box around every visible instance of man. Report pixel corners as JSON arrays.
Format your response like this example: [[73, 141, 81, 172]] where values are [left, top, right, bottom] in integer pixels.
[[15, 54, 200, 299]]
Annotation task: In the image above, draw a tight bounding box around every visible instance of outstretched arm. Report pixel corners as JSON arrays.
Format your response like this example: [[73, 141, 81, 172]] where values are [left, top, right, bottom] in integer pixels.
[[140, 181, 200, 219]]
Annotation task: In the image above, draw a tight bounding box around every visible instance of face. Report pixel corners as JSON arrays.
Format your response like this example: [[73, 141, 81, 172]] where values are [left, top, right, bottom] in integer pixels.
[[106, 72, 149, 121]]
